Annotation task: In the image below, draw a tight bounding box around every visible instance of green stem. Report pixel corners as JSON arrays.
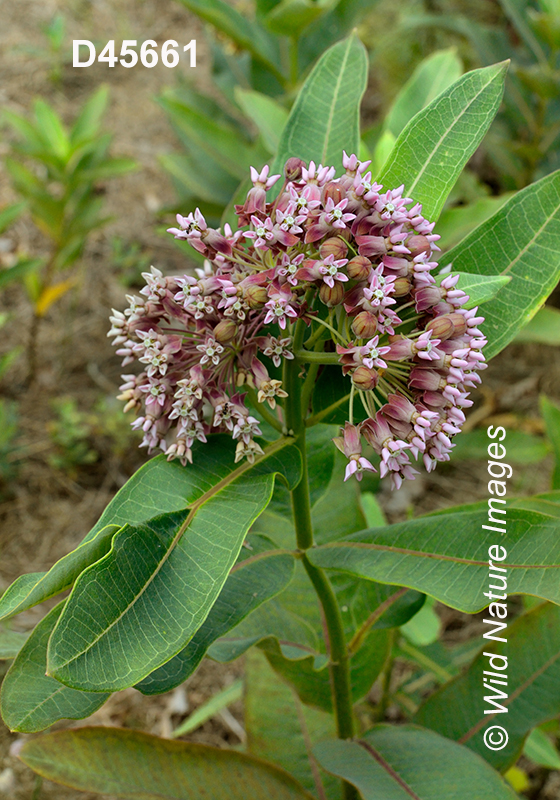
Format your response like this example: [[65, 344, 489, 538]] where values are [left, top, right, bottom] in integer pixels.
[[295, 349, 341, 364], [283, 346, 357, 800]]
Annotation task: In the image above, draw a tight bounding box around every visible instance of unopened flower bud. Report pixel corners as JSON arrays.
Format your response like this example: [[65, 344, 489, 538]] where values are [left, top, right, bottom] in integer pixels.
[[214, 319, 238, 343], [447, 312, 468, 336], [284, 157, 305, 182], [244, 284, 268, 309], [352, 365, 378, 391], [322, 182, 344, 205], [320, 237, 348, 260], [426, 314, 456, 340], [406, 235, 431, 257], [346, 256, 372, 281], [351, 311, 378, 338], [319, 281, 344, 306], [393, 276, 412, 297]]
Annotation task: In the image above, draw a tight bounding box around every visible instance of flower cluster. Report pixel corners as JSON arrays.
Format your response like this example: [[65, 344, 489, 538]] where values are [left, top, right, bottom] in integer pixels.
[[109, 153, 486, 488]]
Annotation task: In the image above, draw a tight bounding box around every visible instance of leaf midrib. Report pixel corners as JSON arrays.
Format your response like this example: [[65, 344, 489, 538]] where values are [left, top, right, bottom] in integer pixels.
[[49, 437, 293, 672], [405, 67, 501, 199]]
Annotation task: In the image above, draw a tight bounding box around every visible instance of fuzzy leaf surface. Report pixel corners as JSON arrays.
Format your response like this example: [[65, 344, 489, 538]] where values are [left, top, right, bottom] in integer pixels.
[[443, 170, 560, 359], [20, 727, 316, 800], [308, 506, 560, 613], [274, 33, 368, 178], [314, 725, 517, 799], [47, 439, 300, 691], [379, 62, 507, 221], [416, 602, 560, 770], [1, 604, 108, 733]]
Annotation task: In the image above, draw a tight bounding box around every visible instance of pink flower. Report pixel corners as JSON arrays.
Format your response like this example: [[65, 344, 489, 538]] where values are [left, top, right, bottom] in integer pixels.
[[333, 422, 376, 482]]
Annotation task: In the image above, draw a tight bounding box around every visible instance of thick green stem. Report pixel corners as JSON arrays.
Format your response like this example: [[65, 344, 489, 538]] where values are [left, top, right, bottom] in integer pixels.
[[283, 346, 356, 799]]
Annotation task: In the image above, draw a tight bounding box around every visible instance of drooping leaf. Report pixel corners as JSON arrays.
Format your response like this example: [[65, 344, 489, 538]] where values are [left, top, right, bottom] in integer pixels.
[[415, 602, 560, 771], [540, 395, 560, 489], [378, 62, 508, 221], [308, 506, 560, 612], [435, 271, 511, 309], [245, 649, 339, 799], [385, 48, 463, 139], [273, 33, 368, 177], [20, 727, 316, 800], [47, 438, 300, 691], [0, 524, 120, 622], [443, 170, 560, 359], [313, 725, 517, 799], [0, 201, 26, 234], [136, 542, 295, 695], [514, 305, 560, 345], [1, 603, 109, 733]]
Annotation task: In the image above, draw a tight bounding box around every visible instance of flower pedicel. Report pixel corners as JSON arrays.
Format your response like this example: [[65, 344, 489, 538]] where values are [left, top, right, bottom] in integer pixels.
[[109, 153, 486, 490]]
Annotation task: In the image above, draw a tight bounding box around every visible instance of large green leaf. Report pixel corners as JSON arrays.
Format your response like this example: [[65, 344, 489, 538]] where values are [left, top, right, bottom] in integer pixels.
[[442, 170, 560, 359], [378, 62, 508, 221], [245, 649, 339, 799], [273, 33, 368, 177], [436, 194, 513, 252], [415, 602, 560, 771], [308, 505, 560, 612], [20, 727, 316, 800], [0, 524, 119, 622], [434, 271, 510, 309], [313, 725, 517, 799], [1, 603, 108, 733], [47, 438, 300, 691], [265, 0, 334, 37], [136, 538, 295, 695], [384, 48, 463, 139], [0, 630, 28, 660]]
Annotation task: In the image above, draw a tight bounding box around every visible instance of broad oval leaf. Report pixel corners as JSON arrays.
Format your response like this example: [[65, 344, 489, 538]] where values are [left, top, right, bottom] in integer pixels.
[[273, 33, 368, 177], [1, 603, 108, 733], [20, 727, 316, 800], [308, 506, 560, 613], [443, 169, 560, 359], [0, 524, 119, 623], [234, 88, 289, 155], [136, 542, 295, 695], [47, 438, 301, 691], [0, 630, 28, 660], [313, 725, 517, 799], [378, 62, 508, 221], [415, 602, 560, 771]]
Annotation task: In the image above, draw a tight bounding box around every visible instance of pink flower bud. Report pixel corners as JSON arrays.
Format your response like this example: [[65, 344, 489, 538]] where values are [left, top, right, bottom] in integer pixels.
[[346, 256, 372, 281], [322, 182, 344, 205], [406, 235, 431, 257], [319, 281, 344, 306], [214, 319, 238, 343], [352, 365, 379, 391], [351, 310, 378, 338], [244, 284, 268, 309], [284, 157, 305, 182], [393, 277, 411, 297], [320, 237, 349, 260], [426, 315, 455, 340]]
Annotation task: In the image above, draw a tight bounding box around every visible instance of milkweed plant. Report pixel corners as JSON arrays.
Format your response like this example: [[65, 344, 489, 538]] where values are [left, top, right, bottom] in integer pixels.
[[4, 33, 560, 800]]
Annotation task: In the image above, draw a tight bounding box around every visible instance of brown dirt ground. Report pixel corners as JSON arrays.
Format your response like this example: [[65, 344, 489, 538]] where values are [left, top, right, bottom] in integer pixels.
[[1, 1, 560, 799]]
